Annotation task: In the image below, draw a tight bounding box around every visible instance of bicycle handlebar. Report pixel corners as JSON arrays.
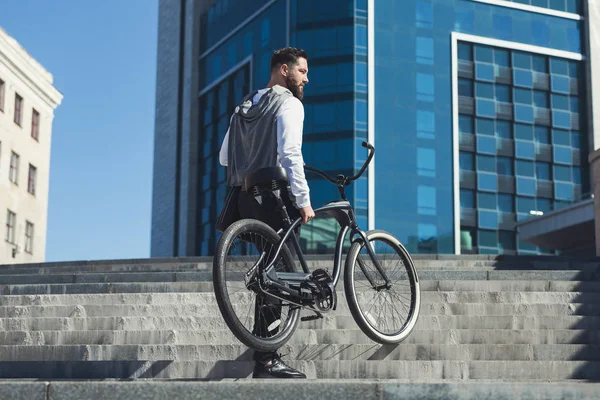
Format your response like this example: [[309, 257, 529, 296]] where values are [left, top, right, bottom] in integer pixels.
[[304, 141, 374, 185]]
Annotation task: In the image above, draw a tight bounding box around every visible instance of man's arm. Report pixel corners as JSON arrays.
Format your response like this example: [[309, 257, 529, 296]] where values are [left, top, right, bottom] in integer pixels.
[[276, 97, 311, 210]]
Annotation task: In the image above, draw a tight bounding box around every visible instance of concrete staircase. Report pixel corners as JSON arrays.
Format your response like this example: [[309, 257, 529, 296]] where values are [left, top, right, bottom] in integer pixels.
[[0, 255, 598, 384]]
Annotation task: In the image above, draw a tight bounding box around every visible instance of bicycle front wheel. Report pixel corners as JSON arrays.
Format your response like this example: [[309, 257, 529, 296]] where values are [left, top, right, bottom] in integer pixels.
[[344, 230, 420, 344]]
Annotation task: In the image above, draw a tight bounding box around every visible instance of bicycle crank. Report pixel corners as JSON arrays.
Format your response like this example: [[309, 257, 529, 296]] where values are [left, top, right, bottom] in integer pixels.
[[301, 268, 337, 312]]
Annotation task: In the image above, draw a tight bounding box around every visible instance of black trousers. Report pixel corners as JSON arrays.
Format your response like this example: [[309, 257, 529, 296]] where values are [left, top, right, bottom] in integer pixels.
[[237, 187, 301, 363]]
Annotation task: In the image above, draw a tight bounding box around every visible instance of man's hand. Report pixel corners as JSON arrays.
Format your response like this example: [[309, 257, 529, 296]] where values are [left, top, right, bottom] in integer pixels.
[[299, 206, 315, 224]]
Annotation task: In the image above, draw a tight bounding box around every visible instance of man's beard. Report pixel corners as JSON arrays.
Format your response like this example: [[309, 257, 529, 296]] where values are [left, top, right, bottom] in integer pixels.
[[286, 76, 304, 101]]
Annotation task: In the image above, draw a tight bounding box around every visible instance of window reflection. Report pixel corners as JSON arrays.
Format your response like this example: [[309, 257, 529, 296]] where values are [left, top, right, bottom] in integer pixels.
[[554, 165, 571, 182], [498, 194, 515, 213], [416, 1, 433, 29], [459, 79, 473, 97], [555, 182, 573, 200], [455, 8, 474, 32], [531, 21, 549, 46], [458, 43, 472, 61], [478, 172, 498, 192], [417, 73, 435, 101], [475, 45, 493, 63], [516, 160, 535, 177], [553, 145, 572, 164], [476, 99, 496, 118], [493, 15, 512, 40], [417, 148, 436, 177], [516, 140, 535, 159], [536, 162, 551, 180], [551, 76, 570, 94], [477, 118, 494, 136], [418, 186, 436, 215], [461, 189, 475, 209], [478, 210, 498, 229], [516, 177, 536, 196], [478, 136, 496, 154], [475, 63, 495, 82], [497, 157, 514, 175], [416, 36, 434, 65], [552, 110, 571, 129], [478, 192, 497, 210]]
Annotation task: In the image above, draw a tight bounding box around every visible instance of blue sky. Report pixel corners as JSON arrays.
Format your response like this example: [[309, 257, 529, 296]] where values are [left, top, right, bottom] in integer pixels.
[[1, 0, 158, 261]]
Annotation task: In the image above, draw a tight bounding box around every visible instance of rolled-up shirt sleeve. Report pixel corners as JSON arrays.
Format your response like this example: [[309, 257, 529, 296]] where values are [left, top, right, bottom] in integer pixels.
[[276, 97, 311, 208]]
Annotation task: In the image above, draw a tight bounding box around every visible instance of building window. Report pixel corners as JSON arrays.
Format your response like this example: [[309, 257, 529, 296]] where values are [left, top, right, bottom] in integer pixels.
[[9, 151, 19, 184], [5, 210, 16, 244], [14, 93, 23, 126], [28, 164, 37, 195], [457, 40, 585, 256], [0, 79, 5, 112], [25, 221, 34, 254], [31, 109, 40, 141]]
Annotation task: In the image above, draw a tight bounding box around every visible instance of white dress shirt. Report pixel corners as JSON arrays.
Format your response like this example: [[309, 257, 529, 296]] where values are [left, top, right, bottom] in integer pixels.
[[219, 88, 311, 209]]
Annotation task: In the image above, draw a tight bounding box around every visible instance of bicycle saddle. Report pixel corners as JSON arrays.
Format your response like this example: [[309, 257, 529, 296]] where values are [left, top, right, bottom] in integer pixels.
[[243, 167, 289, 192]]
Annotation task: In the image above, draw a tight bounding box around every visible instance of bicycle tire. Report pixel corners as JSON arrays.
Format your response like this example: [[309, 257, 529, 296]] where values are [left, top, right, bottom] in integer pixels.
[[213, 218, 300, 352], [344, 229, 420, 344]]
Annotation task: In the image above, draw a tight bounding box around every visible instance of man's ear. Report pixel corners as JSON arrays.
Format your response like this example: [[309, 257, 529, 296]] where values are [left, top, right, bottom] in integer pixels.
[[280, 63, 288, 77]]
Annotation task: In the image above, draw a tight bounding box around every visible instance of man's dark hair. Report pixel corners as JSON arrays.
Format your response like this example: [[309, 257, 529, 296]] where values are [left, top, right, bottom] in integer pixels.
[[270, 47, 308, 72]]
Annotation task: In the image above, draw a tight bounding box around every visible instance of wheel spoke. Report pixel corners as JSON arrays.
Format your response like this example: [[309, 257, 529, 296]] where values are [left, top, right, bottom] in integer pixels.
[[347, 233, 420, 342]]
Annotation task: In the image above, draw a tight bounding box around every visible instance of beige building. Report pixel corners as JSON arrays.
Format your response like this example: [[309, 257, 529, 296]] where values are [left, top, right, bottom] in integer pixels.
[[0, 27, 62, 264]]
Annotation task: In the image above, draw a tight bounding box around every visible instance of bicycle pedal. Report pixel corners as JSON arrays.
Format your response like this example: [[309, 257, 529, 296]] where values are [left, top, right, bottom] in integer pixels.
[[301, 314, 323, 322]]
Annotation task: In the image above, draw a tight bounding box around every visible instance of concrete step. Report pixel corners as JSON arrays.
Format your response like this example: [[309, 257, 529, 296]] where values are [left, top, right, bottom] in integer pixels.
[[0, 254, 597, 273], [0, 262, 207, 276], [18, 380, 600, 400], [0, 280, 599, 299], [420, 280, 600, 292], [0, 302, 598, 319], [0, 290, 595, 307], [0, 271, 211, 285], [3, 328, 600, 346], [1, 269, 600, 284], [0, 343, 597, 362], [0, 360, 598, 380], [0, 314, 597, 331], [0, 262, 507, 275]]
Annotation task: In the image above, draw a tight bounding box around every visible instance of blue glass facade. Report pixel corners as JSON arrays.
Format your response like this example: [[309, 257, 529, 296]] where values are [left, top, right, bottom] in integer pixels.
[[373, 0, 585, 255], [198, 0, 368, 255], [193, 0, 588, 256], [500, 0, 582, 13], [198, 0, 288, 255], [290, 0, 368, 252]]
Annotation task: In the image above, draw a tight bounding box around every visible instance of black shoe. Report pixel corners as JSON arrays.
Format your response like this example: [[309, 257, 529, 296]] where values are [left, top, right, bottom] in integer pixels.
[[252, 354, 306, 379]]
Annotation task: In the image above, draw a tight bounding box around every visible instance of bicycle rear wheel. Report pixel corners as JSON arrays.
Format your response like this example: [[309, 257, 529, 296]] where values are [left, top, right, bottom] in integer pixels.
[[344, 230, 420, 344], [213, 219, 300, 352]]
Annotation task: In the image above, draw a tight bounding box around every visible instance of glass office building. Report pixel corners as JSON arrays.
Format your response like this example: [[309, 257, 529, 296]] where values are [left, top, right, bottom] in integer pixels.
[[151, 0, 595, 257]]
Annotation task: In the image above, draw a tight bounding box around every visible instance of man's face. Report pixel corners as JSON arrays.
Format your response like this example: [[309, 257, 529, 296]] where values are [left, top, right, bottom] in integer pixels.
[[284, 57, 309, 101]]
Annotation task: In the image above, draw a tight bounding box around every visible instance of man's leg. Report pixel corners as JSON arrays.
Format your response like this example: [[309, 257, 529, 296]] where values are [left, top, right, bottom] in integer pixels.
[[237, 190, 282, 361], [237, 188, 305, 378]]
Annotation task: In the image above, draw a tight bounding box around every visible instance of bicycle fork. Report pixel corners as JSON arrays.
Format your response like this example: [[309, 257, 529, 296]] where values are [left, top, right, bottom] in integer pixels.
[[353, 230, 393, 291]]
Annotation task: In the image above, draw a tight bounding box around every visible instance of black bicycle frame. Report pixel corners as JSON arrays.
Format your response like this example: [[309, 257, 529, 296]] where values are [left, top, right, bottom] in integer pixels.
[[260, 200, 392, 301]]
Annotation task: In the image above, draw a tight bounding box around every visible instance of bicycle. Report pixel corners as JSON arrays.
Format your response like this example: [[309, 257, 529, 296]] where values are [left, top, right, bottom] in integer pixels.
[[213, 141, 420, 352]]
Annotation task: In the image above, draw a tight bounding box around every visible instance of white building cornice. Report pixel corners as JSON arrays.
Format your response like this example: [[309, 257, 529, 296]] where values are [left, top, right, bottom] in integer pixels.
[[0, 27, 63, 110]]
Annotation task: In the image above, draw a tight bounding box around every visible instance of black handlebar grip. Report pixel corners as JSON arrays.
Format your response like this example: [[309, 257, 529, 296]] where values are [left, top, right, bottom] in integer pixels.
[[362, 141, 374, 150]]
